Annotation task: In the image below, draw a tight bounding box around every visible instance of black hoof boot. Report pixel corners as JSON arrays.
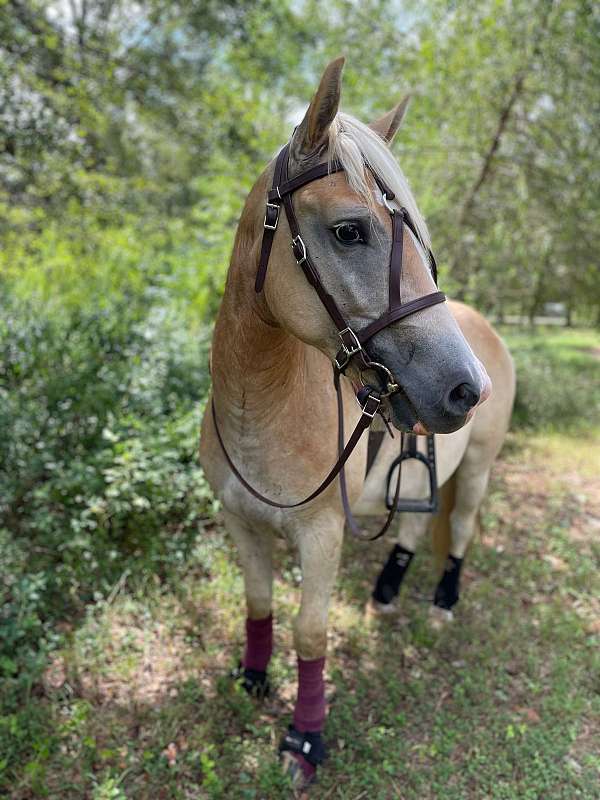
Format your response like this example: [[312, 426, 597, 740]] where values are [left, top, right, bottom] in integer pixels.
[[372, 544, 415, 605], [231, 663, 271, 698], [279, 725, 327, 788], [433, 554, 463, 610]]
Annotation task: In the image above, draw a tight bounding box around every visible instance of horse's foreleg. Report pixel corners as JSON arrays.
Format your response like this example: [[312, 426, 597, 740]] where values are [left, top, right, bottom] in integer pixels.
[[280, 517, 344, 786], [433, 457, 491, 614], [371, 514, 429, 608], [224, 510, 274, 696]]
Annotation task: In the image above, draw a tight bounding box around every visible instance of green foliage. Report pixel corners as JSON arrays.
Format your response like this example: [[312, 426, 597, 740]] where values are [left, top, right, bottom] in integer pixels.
[[0, 1, 598, 797], [0, 293, 215, 713], [503, 328, 600, 431]]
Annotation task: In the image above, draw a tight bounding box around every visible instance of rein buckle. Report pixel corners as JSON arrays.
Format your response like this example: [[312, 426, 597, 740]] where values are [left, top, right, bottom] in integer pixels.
[[360, 393, 381, 420]]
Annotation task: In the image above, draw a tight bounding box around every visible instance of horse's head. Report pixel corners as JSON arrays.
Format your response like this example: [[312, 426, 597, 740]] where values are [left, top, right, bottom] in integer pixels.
[[259, 57, 491, 434]]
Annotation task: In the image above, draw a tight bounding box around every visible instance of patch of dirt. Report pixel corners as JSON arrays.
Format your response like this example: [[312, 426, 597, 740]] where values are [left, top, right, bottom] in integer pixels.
[[580, 345, 600, 361], [492, 443, 600, 548], [485, 438, 600, 636], [44, 620, 199, 706]]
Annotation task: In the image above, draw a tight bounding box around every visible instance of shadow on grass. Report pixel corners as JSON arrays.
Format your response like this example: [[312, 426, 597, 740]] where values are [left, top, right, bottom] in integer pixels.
[[5, 432, 600, 800]]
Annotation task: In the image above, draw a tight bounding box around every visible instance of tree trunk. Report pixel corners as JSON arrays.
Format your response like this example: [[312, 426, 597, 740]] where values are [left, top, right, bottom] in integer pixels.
[[565, 303, 572, 327]]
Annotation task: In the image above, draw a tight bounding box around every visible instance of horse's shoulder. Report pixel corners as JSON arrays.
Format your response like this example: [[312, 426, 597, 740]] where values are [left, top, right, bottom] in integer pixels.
[[448, 300, 504, 349]]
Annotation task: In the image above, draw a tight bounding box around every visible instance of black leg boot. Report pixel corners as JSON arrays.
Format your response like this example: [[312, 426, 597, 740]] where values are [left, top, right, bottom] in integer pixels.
[[433, 554, 463, 610], [372, 544, 415, 605]]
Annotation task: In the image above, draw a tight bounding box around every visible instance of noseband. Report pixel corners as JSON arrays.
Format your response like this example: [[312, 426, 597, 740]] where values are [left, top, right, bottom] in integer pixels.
[[211, 140, 446, 540]]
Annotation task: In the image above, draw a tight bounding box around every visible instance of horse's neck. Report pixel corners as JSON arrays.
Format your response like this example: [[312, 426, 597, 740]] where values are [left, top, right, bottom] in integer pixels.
[[211, 237, 333, 449]]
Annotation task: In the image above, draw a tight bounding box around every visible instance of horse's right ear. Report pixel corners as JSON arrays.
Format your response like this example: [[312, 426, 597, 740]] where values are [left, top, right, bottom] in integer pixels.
[[368, 95, 411, 144], [290, 57, 345, 163]]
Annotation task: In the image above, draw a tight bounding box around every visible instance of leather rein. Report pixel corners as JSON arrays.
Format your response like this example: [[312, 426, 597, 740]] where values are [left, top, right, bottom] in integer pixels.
[[211, 140, 446, 540]]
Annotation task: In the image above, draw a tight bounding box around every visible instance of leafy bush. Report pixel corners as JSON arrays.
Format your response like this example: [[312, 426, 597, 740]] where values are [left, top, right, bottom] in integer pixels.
[[504, 329, 600, 431], [0, 291, 215, 708]]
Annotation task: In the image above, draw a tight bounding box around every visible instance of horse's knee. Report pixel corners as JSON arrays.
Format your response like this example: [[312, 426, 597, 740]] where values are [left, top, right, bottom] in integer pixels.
[[246, 591, 272, 621], [293, 613, 327, 660]]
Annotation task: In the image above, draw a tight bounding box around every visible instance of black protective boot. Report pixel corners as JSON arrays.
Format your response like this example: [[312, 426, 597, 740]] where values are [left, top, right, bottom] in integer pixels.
[[372, 544, 415, 605], [433, 554, 463, 610], [231, 663, 271, 698]]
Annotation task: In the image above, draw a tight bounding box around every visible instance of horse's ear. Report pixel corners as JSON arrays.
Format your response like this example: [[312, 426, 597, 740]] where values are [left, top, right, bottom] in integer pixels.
[[290, 57, 345, 163], [369, 95, 411, 144]]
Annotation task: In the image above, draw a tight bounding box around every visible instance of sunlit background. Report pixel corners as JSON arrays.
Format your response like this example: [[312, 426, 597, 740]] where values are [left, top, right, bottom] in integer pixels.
[[1, 2, 599, 798]]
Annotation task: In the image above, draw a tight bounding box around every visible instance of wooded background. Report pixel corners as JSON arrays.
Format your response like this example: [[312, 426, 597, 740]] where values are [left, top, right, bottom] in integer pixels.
[[2, 0, 599, 323], [1, 2, 599, 798]]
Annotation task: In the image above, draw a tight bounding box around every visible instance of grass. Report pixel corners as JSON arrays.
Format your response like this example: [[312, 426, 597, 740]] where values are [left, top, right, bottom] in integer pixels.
[[499, 326, 600, 432], [2, 326, 600, 799], [4, 427, 599, 800]]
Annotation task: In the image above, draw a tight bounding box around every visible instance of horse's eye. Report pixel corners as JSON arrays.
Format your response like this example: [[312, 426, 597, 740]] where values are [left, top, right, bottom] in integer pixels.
[[334, 223, 363, 245]]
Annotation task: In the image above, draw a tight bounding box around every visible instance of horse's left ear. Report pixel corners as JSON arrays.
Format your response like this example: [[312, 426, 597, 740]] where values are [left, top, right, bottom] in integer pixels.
[[290, 56, 345, 163], [369, 95, 411, 144]]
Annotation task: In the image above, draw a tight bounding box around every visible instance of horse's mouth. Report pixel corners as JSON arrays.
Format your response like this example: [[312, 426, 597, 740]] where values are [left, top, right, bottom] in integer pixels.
[[349, 374, 424, 433], [387, 385, 472, 435], [385, 385, 422, 432], [349, 368, 470, 435]]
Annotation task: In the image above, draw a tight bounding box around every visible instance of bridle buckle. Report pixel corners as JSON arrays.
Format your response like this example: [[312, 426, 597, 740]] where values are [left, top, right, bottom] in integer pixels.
[[334, 327, 362, 370], [382, 192, 395, 215], [292, 235, 307, 264], [263, 202, 280, 230]]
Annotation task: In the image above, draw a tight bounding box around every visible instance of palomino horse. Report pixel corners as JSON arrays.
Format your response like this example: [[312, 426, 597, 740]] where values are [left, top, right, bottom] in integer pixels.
[[200, 57, 515, 787]]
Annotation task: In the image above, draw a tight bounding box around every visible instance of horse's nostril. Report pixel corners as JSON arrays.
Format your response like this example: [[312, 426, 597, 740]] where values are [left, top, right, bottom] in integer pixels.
[[447, 382, 480, 414]]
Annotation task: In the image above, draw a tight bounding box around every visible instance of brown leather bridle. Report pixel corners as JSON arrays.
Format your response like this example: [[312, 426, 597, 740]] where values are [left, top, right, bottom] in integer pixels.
[[211, 140, 446, 539]]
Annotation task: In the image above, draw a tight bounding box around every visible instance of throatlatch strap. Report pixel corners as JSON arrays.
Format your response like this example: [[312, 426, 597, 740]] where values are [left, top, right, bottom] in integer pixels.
[[255, 146, 289, 293]]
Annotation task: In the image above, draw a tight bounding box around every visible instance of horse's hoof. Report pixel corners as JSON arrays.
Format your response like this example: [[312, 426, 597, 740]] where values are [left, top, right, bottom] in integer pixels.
[[428, 604, 454, 630], [279, 726, 325, 792], [367, 596, 398, 617], [280, 750, 316, 792], [231, 663, 271, 698]]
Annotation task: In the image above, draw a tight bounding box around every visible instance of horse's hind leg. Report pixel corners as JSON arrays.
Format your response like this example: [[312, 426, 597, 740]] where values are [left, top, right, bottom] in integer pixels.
[[371, 514, 429, 609], [224, 510, 274, 696], [433, 448, 491, 616]]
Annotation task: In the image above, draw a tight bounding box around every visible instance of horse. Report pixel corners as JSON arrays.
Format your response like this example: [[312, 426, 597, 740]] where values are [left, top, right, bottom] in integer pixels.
[[199, 57, 515, 788]]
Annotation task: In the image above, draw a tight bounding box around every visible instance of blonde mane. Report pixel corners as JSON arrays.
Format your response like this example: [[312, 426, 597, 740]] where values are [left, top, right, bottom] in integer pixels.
[[328, 112, 431, 251]]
